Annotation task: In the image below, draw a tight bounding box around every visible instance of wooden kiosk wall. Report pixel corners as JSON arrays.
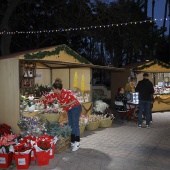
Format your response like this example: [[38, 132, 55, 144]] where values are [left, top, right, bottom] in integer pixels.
[[0, 58, 20, 133], [111, 70, 129, 108]]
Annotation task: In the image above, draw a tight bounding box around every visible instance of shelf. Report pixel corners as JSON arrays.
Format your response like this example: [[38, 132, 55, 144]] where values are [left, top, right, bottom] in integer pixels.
[[19, 61, 36, 95]]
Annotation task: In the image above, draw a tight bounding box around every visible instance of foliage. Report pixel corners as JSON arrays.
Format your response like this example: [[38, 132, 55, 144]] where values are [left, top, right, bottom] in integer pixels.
[[34, 83, 51, 97], [0, 0, 169, 66], [132, 59, 170, 71], [45, 120, 72, 138], [24, 45, 91, 64]]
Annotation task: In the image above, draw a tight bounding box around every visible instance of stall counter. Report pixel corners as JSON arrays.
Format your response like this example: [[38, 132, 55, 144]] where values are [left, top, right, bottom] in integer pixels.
[[152, 94, 170, 112]]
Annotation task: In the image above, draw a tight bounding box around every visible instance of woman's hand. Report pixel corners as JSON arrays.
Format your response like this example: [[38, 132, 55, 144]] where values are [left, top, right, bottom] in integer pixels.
[[39, 96, 46, 101]]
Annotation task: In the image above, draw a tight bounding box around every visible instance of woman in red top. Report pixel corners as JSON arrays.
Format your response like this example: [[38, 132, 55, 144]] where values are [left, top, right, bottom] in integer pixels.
[[40, 78, 82, 152]]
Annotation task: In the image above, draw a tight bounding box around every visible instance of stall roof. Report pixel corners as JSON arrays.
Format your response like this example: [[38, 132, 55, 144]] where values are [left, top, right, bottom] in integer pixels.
[[131, 60, 170, 73], [0, 44, 125, 71]]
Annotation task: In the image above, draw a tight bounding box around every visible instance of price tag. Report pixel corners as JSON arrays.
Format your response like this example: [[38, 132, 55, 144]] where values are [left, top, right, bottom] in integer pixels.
[[0, 157, 6, 164], [31, 151, 34, 157], [18, 158, 26, 165], [50, 149, 53, 155]]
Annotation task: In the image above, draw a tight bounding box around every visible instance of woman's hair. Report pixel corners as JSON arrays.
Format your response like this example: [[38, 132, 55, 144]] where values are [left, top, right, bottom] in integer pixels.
[[117, 87, 123, 93], [52, 78, 63, 90]]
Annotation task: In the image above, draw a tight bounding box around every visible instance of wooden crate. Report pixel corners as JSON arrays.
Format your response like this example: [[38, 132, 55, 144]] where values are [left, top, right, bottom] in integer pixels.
[[55, 136, 71, 154]]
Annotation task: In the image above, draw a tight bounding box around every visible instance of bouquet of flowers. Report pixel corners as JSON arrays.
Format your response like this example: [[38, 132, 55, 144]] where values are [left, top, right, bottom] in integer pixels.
[[17, 115, 46, 137], [88, 114, 100, 123], [93, 100, 109, 114], [79, 115, 88, 126]]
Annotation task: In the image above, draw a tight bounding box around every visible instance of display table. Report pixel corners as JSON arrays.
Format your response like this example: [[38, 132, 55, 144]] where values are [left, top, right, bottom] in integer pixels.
[[81, 102, 92, 116], [153, 94, 170, 112]]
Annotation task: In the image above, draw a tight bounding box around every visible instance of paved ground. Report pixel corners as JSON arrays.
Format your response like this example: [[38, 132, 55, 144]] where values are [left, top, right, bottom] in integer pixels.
[[8, 111, 170, 170]]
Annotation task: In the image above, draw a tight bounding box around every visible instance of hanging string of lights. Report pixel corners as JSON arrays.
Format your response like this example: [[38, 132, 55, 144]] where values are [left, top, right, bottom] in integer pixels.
[[0, 18, 167, 35]]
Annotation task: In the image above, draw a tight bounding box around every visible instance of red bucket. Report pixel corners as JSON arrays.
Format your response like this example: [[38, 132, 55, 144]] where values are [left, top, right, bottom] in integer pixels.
[[49, 144, 55, 159], [0, 152, 13, 168], [15, 152, 31, 169], [36, 150, 50, 166], [31, 148, 36, 161]]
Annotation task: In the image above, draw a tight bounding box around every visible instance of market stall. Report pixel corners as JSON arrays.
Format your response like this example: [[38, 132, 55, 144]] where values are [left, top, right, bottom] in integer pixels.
[[132, 59, 170, 112], [0, 44, 124, 133]]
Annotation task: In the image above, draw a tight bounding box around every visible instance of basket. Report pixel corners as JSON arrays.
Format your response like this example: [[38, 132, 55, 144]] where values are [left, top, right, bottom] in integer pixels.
[[55, 136, 71, 154], [99, 119, 113, 128], [86, 121, 99, 131], [21, 111, 39, 117], [79, 125, 86, 135], [40, 113, 60, 122]]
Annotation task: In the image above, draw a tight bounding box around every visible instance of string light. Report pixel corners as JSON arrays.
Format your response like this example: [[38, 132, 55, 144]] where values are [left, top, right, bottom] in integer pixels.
[[0, 18, 167, 35]]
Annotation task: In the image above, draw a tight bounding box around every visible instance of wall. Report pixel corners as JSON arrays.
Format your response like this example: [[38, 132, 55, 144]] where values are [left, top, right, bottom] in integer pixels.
[[0, 58, 20, 133], [52, 68, 91, 91], [111, 70, 130, 108]]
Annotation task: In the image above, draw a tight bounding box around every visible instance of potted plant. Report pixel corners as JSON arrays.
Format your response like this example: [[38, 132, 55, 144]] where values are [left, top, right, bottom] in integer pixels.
[[26, 98, 35, 112]]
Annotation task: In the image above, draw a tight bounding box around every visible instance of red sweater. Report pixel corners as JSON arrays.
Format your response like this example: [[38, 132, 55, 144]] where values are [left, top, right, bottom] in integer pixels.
[[45, 89, 80, 111]]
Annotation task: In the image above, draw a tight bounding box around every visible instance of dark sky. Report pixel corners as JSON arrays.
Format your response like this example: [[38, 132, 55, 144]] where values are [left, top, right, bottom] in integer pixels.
[[101, 0, 169, 35], [148, 0, 169, 35]]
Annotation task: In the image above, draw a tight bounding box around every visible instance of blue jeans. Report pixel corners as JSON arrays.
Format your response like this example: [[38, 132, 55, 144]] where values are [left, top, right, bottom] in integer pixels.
[[138, 100, 151, 125], [68, 105, 82, 137]]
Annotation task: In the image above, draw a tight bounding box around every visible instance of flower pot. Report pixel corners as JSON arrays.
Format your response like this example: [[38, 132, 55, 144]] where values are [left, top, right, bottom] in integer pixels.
[[0, 152, 13, 169], [26, 105, 35, 112], [36, 150, 50, 166], [86, 121, 100, 131], [14, 151, 31, 169], [99, 119, 113, 128]]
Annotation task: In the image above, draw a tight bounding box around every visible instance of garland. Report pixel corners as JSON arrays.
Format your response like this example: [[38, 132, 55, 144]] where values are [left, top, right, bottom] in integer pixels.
[[132, 59, 170, 71], [24, 44, 91, 64]]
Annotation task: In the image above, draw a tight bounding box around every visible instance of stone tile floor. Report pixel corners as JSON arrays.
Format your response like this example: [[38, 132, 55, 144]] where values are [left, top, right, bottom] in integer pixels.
[[6, 111, 170, 170]]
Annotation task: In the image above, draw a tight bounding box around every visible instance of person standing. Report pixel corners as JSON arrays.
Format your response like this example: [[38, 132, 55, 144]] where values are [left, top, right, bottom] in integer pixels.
[[135, 73, 154, 128], [39, 78, 82, 151]]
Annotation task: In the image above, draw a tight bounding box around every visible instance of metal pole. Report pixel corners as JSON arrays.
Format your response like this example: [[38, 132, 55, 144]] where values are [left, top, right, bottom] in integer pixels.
[[169, 0, 170, 59]]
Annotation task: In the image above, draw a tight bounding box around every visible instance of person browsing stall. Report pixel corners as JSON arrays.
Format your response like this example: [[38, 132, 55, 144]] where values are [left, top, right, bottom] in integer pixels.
[[115, 87, 127, 111], [39, 78, 82, 151], [135, 73, 154, 128]]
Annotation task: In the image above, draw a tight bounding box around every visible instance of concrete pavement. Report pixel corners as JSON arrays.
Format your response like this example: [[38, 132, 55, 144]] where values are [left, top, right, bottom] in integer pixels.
[[9, 111, 170, 170]]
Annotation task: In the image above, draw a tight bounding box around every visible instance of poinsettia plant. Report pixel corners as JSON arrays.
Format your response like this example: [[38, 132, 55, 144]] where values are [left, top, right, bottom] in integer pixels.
[[36, 135, 54, 151], [0, 133, 20, 153], [0, 123, 12, 136]]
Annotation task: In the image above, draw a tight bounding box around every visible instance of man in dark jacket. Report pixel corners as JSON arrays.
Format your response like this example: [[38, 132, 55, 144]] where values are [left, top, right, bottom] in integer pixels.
[[135, 73, 154, 128]]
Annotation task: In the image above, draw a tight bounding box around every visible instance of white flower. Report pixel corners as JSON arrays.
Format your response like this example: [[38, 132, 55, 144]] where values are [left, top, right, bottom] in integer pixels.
[[93, 100, 109, 113]]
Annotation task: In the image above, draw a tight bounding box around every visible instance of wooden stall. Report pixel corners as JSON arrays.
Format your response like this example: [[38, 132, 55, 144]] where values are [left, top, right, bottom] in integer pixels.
[[131, 60, 170, 112], [0, 44, 124, 133]]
